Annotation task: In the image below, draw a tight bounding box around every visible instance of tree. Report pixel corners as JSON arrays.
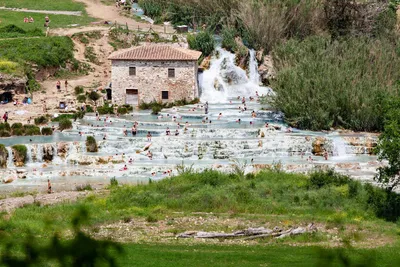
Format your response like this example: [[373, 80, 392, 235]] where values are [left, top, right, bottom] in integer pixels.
[[375, 98, 400, 191]]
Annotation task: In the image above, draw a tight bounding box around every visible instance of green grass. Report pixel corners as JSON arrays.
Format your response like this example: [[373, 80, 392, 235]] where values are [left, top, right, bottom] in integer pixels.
[[0, 0, 86, 11], [2, 170, 400, 265], [0, 10, 96, 32], [0, 36, 73, 67], [116, 243, 400, 267]]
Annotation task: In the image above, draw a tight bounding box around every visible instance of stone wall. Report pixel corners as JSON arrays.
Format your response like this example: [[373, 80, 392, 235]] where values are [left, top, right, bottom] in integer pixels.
[[111, 60, 199, 105]]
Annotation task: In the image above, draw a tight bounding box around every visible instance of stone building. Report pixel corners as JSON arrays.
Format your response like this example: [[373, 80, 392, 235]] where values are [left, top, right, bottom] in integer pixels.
[[108, 45, 202, 106]]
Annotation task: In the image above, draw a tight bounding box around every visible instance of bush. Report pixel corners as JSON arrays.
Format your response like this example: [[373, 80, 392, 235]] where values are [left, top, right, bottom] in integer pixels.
[[41, 127, 53, 136], [11, 123, 23, 130], [88, 91, 100, 102], [97, 103, 114, 115], [117, 106, 128, 115], [0, 123, 10, 132], [51, 114, 75, 122], [74, 86, 84, 95], [0, 130, 11, 137], [187, 31, 215, 56], [77, 94, 86, 103], [34, 116, 48, 125], [110, 177, 119, 187], [221, 28, 238, 52], [73, 111, 85, 121], [86, 105, 94, 113], [308, 169, 350, 189], [58, 118, 72, 131], [23, 125, 40, 136], [76, 184, 93, 191], [11, 145, 27, 164], [86, 136, 98, 153]]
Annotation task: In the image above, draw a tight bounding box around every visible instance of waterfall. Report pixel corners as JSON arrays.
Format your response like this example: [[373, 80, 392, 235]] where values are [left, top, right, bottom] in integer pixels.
[[334, 137, 347, 157], [199, 47, 270, 103], [249, 50, 260, 85], [26, 144, 33, 164], [6, 147, 14, 168]]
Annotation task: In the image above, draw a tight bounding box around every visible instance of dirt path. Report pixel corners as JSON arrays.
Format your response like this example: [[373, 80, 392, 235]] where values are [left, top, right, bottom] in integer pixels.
[[74, 0, 174, 33]]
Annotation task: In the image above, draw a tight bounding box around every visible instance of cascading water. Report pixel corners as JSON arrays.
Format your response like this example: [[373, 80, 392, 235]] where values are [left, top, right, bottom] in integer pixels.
[[249, 50, 261, 85], [6, 147, 14, 168], [333, 137, 348, 158], [199, 47, 270, 103]]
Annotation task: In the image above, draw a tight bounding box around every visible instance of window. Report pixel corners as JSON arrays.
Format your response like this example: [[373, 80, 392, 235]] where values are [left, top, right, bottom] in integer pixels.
[[162, 91, 169, 100], [129, 67, 136, 76], [168, 68, 175, 78]]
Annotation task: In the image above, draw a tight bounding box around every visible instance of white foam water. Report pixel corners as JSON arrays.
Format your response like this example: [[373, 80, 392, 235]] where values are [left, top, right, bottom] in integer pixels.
[[199, 47, 270, 103]]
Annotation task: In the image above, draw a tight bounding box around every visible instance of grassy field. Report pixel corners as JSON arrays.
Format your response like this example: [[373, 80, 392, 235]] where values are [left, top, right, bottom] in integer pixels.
[[0, 0, 86, 11], [0, 36, 74, 67], [0, 10, 96, 33], [1, 169, 400, 266]]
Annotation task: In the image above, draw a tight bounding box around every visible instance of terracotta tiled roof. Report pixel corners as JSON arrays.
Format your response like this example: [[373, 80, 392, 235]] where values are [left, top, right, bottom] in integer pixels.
[[108, 45, 202, 61]]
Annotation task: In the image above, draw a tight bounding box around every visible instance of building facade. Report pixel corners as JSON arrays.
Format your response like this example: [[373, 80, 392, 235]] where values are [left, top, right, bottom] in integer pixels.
[[108, 45, 202, 106]]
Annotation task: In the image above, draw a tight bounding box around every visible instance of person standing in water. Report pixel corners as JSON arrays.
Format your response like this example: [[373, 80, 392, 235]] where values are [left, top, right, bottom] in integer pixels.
[[205, 101, 209, 114], [47, 179, 52, 194]]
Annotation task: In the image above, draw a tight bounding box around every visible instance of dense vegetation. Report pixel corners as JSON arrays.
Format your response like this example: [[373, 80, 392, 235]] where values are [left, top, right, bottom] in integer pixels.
[[269, 36, 400, 131], [0, 123, 41, 137]]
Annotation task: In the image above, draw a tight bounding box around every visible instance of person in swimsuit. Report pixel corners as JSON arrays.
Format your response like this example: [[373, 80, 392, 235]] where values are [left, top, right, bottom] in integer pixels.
[[131, 126, 137, 136], [56, 80, 61, 91], [47, 179, 52, 194], [166, 127, 171, 136]]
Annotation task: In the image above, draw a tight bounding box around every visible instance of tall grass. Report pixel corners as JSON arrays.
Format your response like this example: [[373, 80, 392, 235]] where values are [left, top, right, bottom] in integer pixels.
[[269, 36, 400, 131], [0, 0, 86, 11]]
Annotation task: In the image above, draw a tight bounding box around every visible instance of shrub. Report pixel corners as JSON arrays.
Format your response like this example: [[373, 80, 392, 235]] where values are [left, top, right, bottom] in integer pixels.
[[308, 169, 350, 189], [74, 86, 84, 95], [88, 91, 100, 102], [11, 145, 27, 164], [34, 116, 48, 125], [58, 118, 72, 131], [110, 177, 119, 187], [51, 114, 75, 122], [86, 105, 94, 112], [11, 128, 24, 136], [0, 130, 11, 137], [117, 106, 128, 115], [11, 123, 23, 130], [77, 94, 86, 103], [0, 123, 10, 132], [97, 103, 114, 115], [73, 111, 86, 121], [86, 136, 98, 152], [187, 31, 215, 56], [23, 125, 40, 136], [221, 28, 238, 52], [76, 184, 93, 191], [41, 127, 53, 136]]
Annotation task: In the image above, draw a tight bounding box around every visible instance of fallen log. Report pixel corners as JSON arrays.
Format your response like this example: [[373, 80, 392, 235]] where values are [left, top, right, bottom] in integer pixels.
[[177, 224, 317, 240]]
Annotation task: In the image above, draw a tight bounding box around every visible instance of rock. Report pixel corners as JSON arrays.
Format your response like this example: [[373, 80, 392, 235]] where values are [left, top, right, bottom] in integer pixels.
[[57, 142, 69, 158], [200, 55, 211, 70], [258, 54, 276, 86], [12, 145, 27, 167], [0, 145, 8, 168], [2, 176, 15, 184], [312, 137, 327, 156], [0, 73, 27, 94], [42, 144, 54, 162]]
